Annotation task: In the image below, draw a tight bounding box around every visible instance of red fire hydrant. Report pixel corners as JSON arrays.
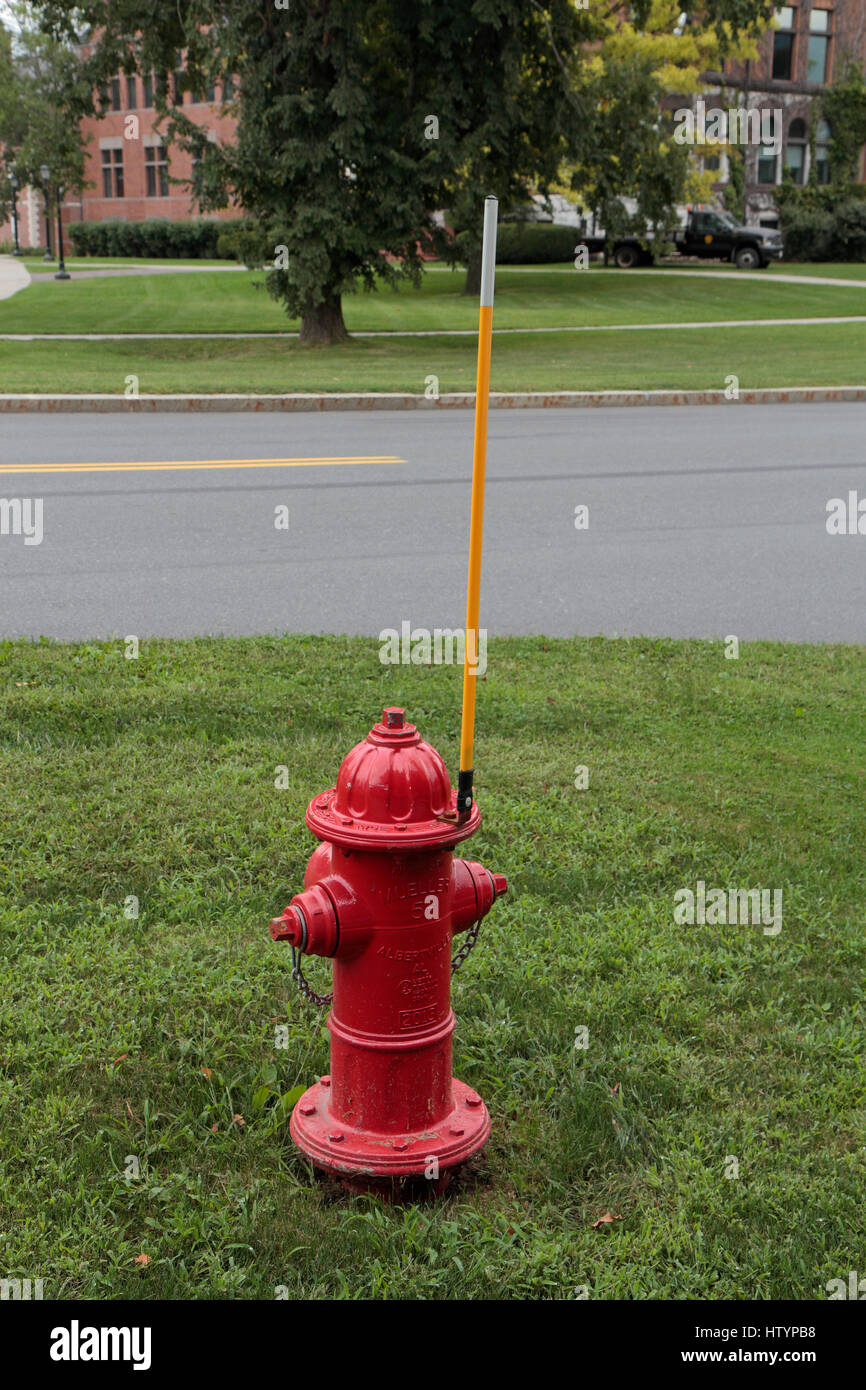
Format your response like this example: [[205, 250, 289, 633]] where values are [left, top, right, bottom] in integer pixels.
[[269, 707, 507, 1182]]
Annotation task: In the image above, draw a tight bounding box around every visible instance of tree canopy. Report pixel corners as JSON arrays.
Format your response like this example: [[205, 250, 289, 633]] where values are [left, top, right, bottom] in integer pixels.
[[26, 0, 776, 338], [1, 2, 90, 230]]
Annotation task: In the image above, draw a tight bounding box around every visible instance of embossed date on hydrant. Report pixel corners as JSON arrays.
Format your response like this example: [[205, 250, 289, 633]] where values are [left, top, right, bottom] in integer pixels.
[[399, 1005, 439, 1031]]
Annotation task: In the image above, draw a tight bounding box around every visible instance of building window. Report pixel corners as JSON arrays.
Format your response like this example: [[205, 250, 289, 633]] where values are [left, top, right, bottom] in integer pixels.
[[757, 144, 779, 183], [785, 116, 807, 183], [145, 146, 169, 197], [143, 74, 154, 107], [772, 7, 796, 80], [110, 75, 121, 110], [808, 9, 831, 83], [222, 75, 235, 101], [126, 75, 137, 108], [101, 148, 124, 198], [815, 118, 832, 183]]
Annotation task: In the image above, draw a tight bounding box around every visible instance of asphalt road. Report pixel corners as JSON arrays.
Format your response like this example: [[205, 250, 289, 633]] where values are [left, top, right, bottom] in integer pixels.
[[0, 405, 863, 643]]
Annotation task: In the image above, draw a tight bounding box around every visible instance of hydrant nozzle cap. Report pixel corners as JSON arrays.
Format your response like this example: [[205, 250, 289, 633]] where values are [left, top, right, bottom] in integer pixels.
[[270, 906, 303, 945]]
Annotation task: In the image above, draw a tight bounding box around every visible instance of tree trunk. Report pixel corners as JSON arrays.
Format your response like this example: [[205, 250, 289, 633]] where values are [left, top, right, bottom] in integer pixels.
[[462, 250, 482, 297], [299, 296, 350, 345]]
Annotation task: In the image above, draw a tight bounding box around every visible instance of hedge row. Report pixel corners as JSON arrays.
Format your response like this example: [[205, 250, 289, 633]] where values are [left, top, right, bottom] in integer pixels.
[[67, 217, 245, 258], [494, 221, 578, 264], [64, 214, 580, 265], [216, 218, 581, 268], [780, 199, 866, 261]]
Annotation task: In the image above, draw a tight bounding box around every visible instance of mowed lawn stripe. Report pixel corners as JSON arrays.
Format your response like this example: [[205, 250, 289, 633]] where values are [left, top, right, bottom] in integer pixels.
[[1, 319, 864, 393], [1, 265, 864, 336]]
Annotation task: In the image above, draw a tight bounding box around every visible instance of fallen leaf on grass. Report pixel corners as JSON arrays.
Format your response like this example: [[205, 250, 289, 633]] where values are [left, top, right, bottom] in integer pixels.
[[591, 1211, 623, 1230], [133, 1253, 151, 1267]]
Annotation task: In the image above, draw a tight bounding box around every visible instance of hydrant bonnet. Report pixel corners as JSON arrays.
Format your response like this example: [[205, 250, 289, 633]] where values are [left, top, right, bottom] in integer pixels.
[[306, 706, 481, 850]]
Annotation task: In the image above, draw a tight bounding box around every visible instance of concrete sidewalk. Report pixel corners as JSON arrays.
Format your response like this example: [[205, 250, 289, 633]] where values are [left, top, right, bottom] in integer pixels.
[[2, 314, 866, 342], [0, 255, 31, 300], [27, 264, 246, 281]]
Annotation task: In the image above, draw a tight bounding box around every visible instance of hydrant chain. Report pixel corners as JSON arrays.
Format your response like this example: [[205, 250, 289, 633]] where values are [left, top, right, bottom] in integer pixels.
[[290, 942, 333, 1008], [450, 916, 481, 974]]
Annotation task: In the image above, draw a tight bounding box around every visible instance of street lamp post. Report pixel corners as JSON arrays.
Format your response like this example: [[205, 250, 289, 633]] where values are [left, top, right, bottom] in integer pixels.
[[8, 170, 22, 256], [40, 165, 69, 278], [42, 206, 53, 259], [54, 185, 70, 280], [39, 165, 54, 262]]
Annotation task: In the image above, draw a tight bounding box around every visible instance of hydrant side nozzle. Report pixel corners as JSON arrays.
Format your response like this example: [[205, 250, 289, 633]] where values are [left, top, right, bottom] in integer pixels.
[[451, 859, 507, 933], [270, 905, 306, 947], [280, 884, 340, 958], [490, 872, 508, 899]]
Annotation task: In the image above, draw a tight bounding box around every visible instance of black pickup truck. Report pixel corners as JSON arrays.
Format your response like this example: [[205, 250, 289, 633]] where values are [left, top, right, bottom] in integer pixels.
[[589, 208, 783, 270]]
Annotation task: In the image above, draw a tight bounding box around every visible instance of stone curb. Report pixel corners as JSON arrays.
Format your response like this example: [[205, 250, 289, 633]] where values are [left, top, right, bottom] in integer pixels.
[[1, 386, 866, 411]]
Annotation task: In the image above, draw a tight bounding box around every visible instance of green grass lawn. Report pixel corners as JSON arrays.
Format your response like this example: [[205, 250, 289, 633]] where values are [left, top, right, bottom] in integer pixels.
[[3, 265, 866, 336], [2, 262, 865, 393], [1, 319, 864, 394], [0, 635, 864, 1299]]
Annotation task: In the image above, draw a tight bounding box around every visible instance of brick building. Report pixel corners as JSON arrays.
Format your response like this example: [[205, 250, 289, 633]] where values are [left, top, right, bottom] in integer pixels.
[[697, 1, 865, 228], [3, 59, 238, 251]]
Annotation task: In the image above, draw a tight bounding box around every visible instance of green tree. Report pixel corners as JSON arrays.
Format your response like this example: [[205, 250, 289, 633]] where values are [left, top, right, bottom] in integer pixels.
[[30, 0, 774, 337], [441, 0, 590, 294], [0, 23, 28, 224], [1, 4, 90, 230], [34, 0, 591, 338], [565, 0, 771, 244]]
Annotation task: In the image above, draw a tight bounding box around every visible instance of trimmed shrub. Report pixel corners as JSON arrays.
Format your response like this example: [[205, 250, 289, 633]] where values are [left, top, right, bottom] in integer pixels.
[[495, 222, 578, 264], [832, 199, 866, 259], [67, 217, 246, 258], [781, 207, 836, 261], [216, 219, 273, 267], [779, 184, 866, 260]]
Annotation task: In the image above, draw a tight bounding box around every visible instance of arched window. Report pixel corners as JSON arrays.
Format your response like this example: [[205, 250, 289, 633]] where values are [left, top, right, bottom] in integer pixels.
[[785, 117, 808, 185], [816, 119, 831, 185]]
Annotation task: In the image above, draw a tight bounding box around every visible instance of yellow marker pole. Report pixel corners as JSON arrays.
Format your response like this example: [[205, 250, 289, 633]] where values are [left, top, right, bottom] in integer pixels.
[[457, 196, 498, 821]]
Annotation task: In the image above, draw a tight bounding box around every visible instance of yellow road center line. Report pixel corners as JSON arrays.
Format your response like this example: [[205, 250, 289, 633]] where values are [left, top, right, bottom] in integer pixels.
[[0, 455, 405, 475]]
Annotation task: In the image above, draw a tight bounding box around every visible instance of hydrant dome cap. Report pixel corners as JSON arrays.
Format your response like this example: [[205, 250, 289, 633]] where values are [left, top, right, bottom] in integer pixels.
[[305, 708, 481, 849]]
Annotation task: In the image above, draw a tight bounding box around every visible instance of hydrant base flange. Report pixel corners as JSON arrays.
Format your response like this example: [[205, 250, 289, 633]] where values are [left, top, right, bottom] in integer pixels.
[[290, 1076, 491, 1179]]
